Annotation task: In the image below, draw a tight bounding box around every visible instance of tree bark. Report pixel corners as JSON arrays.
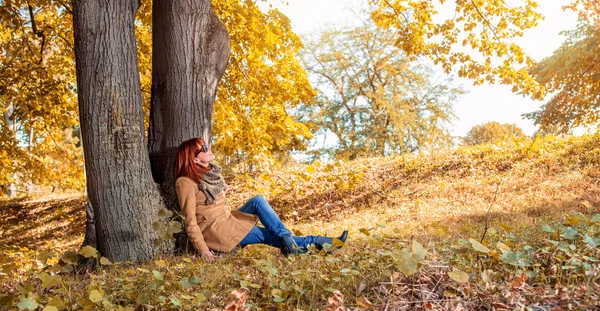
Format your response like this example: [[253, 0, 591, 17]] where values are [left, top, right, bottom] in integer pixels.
[[149, 0, 230, 236], [73, 0, 164, 261]]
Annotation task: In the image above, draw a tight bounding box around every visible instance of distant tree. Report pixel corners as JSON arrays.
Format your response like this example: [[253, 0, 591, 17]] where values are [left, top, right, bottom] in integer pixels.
[[300, 17, 462, 160], [462, 122, 526, 146], [369, 0, 600, 135]]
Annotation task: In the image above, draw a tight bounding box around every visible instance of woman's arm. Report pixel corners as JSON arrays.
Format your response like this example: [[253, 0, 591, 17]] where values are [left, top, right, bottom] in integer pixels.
[[175, 178, 212, 256]]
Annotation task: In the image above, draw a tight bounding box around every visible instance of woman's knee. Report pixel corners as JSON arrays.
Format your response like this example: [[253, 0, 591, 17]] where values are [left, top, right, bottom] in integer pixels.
[[250, 195, 267, 205]]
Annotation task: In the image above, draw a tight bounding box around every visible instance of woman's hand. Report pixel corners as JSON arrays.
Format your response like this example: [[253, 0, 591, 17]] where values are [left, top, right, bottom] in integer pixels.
[[200, 250, 216, 262]]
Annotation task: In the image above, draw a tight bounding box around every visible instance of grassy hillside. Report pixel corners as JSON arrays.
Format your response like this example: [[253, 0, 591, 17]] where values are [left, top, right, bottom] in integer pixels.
[[1, 134, 599, 310]]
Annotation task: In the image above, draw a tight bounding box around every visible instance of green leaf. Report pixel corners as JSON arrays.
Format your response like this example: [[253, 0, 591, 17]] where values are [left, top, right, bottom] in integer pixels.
[[193, 293, 207, 304], [78, 246, 99, 258], [38, 272, 62, 289], [180, 277, 194, 289], [136, 292, 150, 304], [501, 252, 518, 266], [167, 221, 182, 235], [38, 251, 56, 265], [448, 269, 469, 283], [584, 234, 600, 247], [89, 289, 103, 302], [170, 297, 181, 307], [496, 242, 510, 253], [47, 297, 67, 310], [17, 298, 39, 310], [541, 224, 555, 233], [582, 255, 599, 262], [450, 244, 470, 254], [153, 270, 165, 281], [60, 251, 79, 265], [340, 268, 352, 274], [562, 227, 578, 240], [17, 298, 38, 310], [468, 238, 490, 253], [157, 208, 173, 219], [189, 276, 206, 284], [273, 295, 285, 302], [396, 248, 418, 276], [152, 221, 164, 232], [411, 240, 426, 263], [100, 257, 112, 265], [591, 214, 600, 222]]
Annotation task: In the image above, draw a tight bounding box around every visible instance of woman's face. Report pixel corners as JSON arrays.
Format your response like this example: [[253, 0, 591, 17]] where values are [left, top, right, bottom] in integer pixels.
[[193, 143, 215, 167]]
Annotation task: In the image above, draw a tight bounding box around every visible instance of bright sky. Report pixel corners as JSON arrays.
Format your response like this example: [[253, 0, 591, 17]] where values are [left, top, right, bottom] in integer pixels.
[[263, 0, 579, 137]]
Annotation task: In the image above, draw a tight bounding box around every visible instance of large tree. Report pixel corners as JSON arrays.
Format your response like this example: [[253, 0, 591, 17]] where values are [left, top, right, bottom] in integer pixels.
[[72, 0, 167, 261], [3, 0, 312, 260], [73, 0, 230, 261], [148, 0, 230, 218]]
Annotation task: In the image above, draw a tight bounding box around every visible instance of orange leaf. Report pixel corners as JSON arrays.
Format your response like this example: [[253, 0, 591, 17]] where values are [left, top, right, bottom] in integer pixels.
[[224, 289, 248, 311], [324, 291, 345, 311]]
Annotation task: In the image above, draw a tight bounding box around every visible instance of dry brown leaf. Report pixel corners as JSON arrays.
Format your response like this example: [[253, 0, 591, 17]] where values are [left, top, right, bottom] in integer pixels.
[[509, 273, 528, 288], [324, 291, 345, 311], [356, 296, 373, 308], [453, 303, 466, 311], [224, 289, 248, 311], [492, 301, 511, 310], [356, 282, 367, 296]]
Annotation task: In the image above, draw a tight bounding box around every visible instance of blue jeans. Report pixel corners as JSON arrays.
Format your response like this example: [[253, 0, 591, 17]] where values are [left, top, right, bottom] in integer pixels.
[[238, 196, 322, 250]]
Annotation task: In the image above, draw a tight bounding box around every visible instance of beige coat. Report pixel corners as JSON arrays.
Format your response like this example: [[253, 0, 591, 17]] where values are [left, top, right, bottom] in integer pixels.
[[175, 177, 257, 253]]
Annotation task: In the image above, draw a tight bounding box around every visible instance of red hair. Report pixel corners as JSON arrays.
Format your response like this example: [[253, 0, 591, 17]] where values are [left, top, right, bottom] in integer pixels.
[[175, 137, 209, 184]]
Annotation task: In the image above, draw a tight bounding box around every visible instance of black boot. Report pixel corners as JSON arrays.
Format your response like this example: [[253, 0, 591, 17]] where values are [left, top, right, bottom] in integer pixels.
[[315, 230, 348, 252], [279, 234, 301, 255]]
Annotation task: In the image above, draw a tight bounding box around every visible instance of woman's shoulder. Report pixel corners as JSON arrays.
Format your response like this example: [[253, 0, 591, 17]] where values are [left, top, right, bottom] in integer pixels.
[[176, 176, 199, 189]]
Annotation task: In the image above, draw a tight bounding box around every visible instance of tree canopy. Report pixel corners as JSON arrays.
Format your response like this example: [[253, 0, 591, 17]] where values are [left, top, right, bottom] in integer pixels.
[[370, 0, 544, 98], [0, 0, 316, 193], [527, 24, 600, 133]]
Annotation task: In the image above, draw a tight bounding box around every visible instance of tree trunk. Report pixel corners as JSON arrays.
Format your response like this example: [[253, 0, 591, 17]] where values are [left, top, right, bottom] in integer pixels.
[[73, 0, 165, 262], [148, 0, 230, 241]]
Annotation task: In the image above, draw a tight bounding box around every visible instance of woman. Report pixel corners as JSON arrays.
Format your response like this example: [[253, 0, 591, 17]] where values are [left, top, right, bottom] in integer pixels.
[[175, 137, 348, 262]]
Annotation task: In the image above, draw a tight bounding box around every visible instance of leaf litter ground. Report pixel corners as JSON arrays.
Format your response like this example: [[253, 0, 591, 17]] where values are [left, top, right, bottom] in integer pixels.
[[1, 134, 600, 310]]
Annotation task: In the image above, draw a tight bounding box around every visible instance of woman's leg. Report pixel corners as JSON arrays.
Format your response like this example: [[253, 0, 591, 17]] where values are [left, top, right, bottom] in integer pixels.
[[238, 196, 291, 237], [239, 227, 320, 250], [239, 227, 348, 253], [239, 226, 280, 247]]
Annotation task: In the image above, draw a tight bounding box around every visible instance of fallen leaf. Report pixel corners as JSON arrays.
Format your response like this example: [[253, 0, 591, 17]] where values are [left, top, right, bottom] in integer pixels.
[[324, 291, 345, 311], [356, 282, 366, 296], [78, 246, 98, 258], [448, 269, 469, 283], [224, 289, 248, 311], [356, 296, 373, 308], [492, 301, 511, 310], [453, 303, 466, 311]]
